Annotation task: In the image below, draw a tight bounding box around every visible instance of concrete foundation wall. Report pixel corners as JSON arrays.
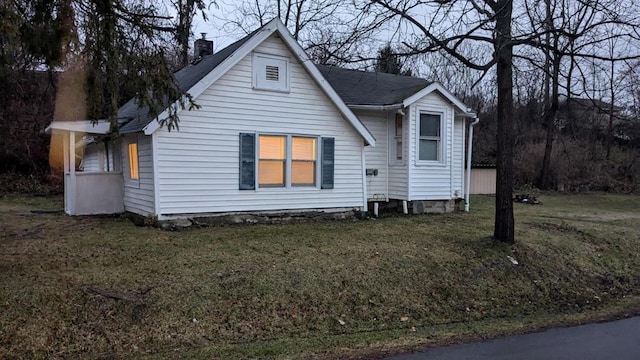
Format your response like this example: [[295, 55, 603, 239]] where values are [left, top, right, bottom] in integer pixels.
[[410, 199, 456, 214]]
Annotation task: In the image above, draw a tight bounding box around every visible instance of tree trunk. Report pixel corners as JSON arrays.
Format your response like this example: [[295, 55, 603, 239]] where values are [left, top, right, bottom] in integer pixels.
[[606, 58, 615, 160], [538, 56, 561, 189], [177, 0, 196, 68], [493, 0, 515, 244], [538, 0, 555, 190]]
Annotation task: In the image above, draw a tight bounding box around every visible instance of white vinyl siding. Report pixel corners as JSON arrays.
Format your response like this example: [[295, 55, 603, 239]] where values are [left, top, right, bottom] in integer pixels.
[[153, 35, 365, 215], [355, 110, 388, 201], [122, 134, 154, 215], [452, 118, 465, 197], [388, 111, 409, 200], [408, 93, 455, 200], [81, 142, 114, 172]]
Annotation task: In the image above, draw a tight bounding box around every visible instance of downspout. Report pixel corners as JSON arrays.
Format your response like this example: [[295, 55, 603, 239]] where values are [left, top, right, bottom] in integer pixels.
[[104, 138, 110, 172], [361, 144, 368, 213], [465, 116, 479, 212]]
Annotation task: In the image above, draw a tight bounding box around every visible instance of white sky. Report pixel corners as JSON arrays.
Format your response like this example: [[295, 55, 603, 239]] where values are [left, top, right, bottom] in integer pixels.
[[192, 4, 244, 51]]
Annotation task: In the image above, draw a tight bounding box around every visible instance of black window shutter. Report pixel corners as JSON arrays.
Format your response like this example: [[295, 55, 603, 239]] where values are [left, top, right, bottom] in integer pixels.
[[321, 137, 335, 189], [239, 133, 256, 190]]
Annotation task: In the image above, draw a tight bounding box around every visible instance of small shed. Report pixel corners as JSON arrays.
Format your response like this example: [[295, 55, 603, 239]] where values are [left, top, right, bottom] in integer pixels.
[[465, 163, 496, 195]]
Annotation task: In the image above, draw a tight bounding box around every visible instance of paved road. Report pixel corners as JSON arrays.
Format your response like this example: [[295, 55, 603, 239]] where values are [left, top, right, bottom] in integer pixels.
[[386, 316, 640, 360]]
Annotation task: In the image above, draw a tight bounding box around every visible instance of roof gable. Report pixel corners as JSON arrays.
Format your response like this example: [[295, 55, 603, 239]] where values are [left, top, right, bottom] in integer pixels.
[[118, 29, 258, 134], [126, 19, 375, 146], [402, 82, 474, 115]]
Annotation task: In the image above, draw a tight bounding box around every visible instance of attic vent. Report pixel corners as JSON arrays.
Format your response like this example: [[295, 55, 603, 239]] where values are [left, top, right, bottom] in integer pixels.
[[265, 65, 279, 81], [252, 53, 289, 92]]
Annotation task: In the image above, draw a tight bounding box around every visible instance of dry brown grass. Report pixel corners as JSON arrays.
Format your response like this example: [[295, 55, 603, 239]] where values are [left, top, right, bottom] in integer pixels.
[[1, 193, 640, 359]]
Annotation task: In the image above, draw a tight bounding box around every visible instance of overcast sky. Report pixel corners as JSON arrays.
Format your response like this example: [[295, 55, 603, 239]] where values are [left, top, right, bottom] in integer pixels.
[[191, 3, 244, 51]]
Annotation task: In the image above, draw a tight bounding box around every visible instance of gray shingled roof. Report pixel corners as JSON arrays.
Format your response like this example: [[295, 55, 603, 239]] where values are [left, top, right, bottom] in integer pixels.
[[118, 32, 257, 133], [317, 65, 430, 106]]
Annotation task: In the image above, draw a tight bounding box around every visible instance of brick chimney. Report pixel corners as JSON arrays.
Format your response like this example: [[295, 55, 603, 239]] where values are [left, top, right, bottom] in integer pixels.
[[194, 33, 213, 58]]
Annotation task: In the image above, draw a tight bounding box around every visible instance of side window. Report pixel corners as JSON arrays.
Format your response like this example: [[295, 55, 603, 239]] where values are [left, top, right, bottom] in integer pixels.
[[390, 113, 403, 164], [127, 142, 139, 185], [418, 113, 442, 162], [252, 53, 290, 92]]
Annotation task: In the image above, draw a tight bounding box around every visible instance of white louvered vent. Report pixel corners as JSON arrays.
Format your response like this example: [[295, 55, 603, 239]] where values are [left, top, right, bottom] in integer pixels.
[[265, 65, 279, 81], [253, 53, 289, 92]]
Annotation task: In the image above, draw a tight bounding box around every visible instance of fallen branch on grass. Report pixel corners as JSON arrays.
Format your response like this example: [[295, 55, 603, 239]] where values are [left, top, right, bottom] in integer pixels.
[[83, 286, 154, 301]]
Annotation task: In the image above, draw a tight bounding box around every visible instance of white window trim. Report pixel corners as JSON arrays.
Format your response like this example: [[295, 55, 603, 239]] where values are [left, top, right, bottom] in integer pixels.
[[416, 107, 447, 166], [252, 52, 290, 93], [389, 112, 404, 166], [256, 133, 320, 190], [125, 139, 140, 188]]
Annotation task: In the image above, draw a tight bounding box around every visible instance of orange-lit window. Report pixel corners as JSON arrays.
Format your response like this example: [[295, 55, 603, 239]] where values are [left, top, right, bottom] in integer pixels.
[[258, 135, 285, 187], [292, 137, 316, 186], [257, 135, 317, 188], [128, 143, 139, 180]]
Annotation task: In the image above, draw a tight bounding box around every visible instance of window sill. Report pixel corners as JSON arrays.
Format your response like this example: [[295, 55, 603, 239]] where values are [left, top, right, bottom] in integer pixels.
[[256, 186, 320, 191], [415, 161, 447, 168], [125, 181, 140, 189]]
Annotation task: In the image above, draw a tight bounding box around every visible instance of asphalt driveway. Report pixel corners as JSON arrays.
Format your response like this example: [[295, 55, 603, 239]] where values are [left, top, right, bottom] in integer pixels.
[[386, 316, 640, 360]]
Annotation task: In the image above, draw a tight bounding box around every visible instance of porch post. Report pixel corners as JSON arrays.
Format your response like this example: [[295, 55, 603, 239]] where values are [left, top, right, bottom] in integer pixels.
[[63, 132, 70, 214], [68, 131, 76, 215]]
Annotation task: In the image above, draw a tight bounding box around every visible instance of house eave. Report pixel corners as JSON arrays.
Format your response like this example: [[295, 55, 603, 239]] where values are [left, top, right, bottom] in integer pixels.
[[348, 104, 403, 111], [45, 120, 111, 135]]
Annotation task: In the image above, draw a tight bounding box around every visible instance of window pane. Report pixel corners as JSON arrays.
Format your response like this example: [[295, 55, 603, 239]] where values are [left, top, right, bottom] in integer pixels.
[[292, 161, 315, 185], [419, 139, 438, 161], [420, 114, 440, 137], [395, 114, 403, 136], [259, 136, 285, 159], [259, 160, 285, 186], [128, 143, 139, 180], [292, 137, 315, 160], [396, 141, 402, 160]]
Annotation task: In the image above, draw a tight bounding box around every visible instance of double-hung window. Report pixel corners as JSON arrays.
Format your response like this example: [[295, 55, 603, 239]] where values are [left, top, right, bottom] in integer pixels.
[[394, 113, 403, 162], [418, 112, 442, 162], [257, 135, 317, 188], [240, 133, 333, 190]]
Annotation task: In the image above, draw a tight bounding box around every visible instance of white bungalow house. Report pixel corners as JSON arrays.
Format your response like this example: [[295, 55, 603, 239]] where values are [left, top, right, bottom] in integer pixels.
[[46, 19, 478, 218]]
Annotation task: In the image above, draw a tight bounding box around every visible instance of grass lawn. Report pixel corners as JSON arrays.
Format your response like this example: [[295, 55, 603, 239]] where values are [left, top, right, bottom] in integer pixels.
[[1, 193, 640, 359]]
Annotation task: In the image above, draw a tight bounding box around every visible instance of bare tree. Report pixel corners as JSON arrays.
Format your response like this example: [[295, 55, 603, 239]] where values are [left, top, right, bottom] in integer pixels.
[[217, 0, 393, 66], [523, 0, 640, 188], [172, 0, 211, 68], [364, 0, 640, 242], [364, 0, 516, 243]]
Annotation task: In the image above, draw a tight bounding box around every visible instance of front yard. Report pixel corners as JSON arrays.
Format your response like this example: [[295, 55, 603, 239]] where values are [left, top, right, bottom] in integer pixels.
[[1, 193, 640, 359]]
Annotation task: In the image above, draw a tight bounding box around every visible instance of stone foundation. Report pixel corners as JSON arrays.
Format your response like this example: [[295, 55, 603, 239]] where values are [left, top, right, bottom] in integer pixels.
[[368, 199, 462, 215], [145, 209, 363, 231], [410, 199, 457, 214]]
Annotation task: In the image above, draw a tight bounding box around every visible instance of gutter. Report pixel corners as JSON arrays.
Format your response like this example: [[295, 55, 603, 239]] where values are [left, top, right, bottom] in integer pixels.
[[465, 116, 480, 212], [348, 104, 403, 111]]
